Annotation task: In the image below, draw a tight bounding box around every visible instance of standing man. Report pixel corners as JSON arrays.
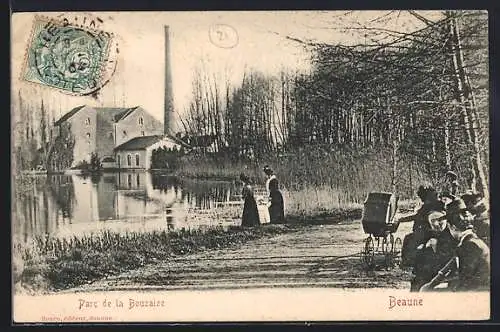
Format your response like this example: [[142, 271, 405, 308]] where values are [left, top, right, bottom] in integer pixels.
[[444, 170, 460, 197], [263, 165, 285, 224]]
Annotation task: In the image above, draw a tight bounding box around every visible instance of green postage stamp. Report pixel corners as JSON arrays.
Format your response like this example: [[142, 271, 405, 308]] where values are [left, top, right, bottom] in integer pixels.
[[22, 16, 118, 95]]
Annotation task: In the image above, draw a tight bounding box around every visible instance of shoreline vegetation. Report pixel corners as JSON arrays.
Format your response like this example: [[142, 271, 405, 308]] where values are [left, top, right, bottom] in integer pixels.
[[173, 148, 430, 200], [14, 202, 419, 295], [13, 150, 421, 294], [13, 224, 310, 294]]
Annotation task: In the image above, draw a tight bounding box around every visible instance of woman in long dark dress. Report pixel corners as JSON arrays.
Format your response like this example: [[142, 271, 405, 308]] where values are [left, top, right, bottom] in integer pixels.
[[263, 166, 285, 224], [269, 179, 285, 224], [240, 174, 260, 227]]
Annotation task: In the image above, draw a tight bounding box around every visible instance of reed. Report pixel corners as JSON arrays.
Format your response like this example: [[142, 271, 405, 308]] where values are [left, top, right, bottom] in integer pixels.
[[14, 224, 303, 293], [176, 147, 429, 202]]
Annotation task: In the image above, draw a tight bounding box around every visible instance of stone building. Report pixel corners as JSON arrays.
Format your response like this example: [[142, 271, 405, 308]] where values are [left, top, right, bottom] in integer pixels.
[[52, 26, 181, 170], [53, 105, 163, 168]]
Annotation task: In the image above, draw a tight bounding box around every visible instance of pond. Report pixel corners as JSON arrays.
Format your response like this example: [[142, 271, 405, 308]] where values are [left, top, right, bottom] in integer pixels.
[[12, 171, 271, 243]]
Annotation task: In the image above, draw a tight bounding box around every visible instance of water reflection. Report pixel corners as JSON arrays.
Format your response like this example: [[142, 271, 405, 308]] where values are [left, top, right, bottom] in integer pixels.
[[12, 172, 244, 243]]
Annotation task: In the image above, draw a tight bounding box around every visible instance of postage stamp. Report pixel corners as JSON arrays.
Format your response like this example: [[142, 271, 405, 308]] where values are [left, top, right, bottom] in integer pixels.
[[22, 16, 118, 96]]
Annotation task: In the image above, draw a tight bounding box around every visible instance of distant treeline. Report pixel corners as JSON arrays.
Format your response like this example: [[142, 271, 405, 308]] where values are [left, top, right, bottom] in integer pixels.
[[179, 11, 489, 198]]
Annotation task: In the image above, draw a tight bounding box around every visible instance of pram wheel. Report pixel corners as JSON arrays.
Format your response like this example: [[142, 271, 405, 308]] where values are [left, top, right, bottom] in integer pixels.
[[362, 236, 375, 268], [392, 237, 403, 266], [383, 234, 395, 267]]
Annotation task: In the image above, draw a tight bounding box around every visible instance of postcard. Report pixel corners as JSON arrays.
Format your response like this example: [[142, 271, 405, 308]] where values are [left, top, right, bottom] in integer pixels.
[[11, 10, 490, 323]]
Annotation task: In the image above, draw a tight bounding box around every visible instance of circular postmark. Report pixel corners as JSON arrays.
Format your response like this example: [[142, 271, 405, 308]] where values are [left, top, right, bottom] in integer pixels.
[[23, 16, 118, 96], [208, 24, 239, 49]]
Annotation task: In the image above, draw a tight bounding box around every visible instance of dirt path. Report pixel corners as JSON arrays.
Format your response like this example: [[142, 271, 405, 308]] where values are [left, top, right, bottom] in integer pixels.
[[68, 221, 414, 293]]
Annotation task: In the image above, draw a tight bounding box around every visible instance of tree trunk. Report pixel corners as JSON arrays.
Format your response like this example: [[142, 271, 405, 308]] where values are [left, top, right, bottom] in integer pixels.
[[443, 116, 451, 171], [387, 96, 398, 193], [391, 141, 397, 194], [448, 12, 489, 199]]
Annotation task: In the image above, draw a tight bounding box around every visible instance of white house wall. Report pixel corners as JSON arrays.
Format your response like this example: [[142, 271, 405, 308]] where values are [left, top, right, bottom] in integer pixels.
[[114, 138, 183, 170], [116, 150, 148, 169]]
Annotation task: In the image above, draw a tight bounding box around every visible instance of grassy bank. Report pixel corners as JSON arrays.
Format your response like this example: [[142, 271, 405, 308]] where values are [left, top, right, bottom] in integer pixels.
[[14, 224, 307, 294]]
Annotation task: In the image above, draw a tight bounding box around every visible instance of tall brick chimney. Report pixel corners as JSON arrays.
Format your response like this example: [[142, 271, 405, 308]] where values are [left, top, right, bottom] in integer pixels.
[[164, 25, 174, 136]]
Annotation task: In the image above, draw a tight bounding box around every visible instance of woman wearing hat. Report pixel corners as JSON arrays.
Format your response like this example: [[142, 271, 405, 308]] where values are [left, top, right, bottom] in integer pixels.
[[263, 165, 285, 224], [240, 173, 260, 227]]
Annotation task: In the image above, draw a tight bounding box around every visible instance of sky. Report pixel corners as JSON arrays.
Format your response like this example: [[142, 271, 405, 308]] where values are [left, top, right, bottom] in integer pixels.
[[11, 11, 446, 131]]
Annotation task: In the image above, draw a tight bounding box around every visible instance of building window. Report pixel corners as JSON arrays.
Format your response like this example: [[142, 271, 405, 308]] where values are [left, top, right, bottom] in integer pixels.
[[85, 118, 90, 125], [117, 155, 121, 167], [141, 131, 145, 136], [127, 174, 132, 188], [123, 130, 127, 137], [127, 154, 131, 166], [136, 174, 140, 187], [135, 154, 140, 166], [109, 132, 113, 139], [86, 132, 91, 139], [139, 117, 144, 126]]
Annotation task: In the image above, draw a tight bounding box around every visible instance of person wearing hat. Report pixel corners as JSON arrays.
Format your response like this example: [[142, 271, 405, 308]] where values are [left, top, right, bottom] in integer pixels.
[[263, 165, 277, 195], [401, 185, 441, 269], [263, 165, 285, 224], [445, 197, 490, 291], [444, 170, 460, 197], [427, 202, 460, 270], [239, 173, 260, 227], [461, 192, 490, 247], [410, 201, 458, 291], [413, 185, 441, 233]]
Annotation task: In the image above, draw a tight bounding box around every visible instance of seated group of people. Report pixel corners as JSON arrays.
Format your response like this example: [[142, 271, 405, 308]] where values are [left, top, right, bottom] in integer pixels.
[[401, 181, 490, 292]]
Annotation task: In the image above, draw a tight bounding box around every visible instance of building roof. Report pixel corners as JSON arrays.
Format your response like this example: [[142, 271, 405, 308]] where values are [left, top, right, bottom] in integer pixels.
[[167, 135, 192, 149], [54, 105, 139, 126], [182, 134, 218, 148], [54, 105, 86, 125], [114, 135, 164, 151], [114, 135, 190, 151], [97, 107, 138, 123]]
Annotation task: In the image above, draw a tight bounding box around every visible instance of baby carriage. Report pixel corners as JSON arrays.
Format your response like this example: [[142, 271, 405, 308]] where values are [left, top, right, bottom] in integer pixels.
[[361, 192, 403, 269]]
